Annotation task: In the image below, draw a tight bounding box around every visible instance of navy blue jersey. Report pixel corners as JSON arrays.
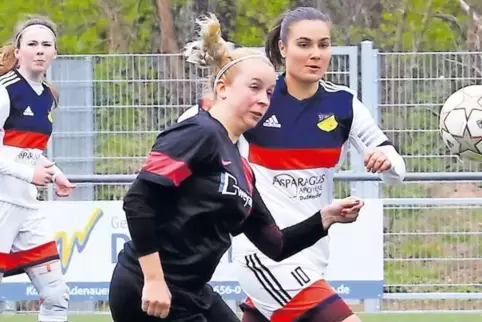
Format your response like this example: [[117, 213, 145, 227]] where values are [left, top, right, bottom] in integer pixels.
[[0, 69, 57, 209], [1, 69, 54, 150]]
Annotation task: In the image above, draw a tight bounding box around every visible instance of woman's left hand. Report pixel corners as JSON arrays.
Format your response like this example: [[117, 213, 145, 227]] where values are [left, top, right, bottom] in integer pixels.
[[364, 148, 392, 173]]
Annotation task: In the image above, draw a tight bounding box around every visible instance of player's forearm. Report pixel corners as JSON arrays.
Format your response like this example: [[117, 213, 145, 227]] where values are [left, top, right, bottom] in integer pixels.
[[138, 252, 165, 281], [275, 212, 329, 261], [247, 212, 329, 262], [123, 179, 160, 256]]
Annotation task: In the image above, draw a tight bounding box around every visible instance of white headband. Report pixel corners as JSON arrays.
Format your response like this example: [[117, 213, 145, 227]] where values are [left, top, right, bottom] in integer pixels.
[[15, 24, 56, 46], [213, 54, 269, 87]]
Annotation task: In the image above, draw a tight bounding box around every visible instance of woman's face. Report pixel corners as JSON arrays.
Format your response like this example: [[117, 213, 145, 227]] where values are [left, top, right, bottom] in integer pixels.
[[279, 20, 332, 84], [16, 26, 57, 76]]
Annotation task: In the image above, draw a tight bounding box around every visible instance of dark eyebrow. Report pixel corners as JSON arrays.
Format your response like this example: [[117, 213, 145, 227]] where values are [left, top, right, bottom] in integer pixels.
[[27, 40, 53, 43], [296, 37, 330, 42]]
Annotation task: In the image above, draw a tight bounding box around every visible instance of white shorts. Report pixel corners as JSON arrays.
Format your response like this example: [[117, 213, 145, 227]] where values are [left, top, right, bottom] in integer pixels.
[[234, 252, 353, 321], [0, 201, 59, 275]]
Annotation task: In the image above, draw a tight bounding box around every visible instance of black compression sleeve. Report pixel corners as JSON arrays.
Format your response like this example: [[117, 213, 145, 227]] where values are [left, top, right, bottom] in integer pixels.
[[242, 188, 328, 261], [123, 178, 172, 256]]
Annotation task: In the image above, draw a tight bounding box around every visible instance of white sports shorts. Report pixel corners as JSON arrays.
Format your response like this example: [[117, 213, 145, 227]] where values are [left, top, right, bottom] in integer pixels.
[[0, 201, 58, 275], [234, 252, 353, 321]]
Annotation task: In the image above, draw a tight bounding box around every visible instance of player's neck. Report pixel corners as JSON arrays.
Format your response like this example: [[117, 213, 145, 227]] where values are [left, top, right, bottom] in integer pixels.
[[208, 105, 240, 143], [17, 66, 44, 83], [284, 73, 319, 100]]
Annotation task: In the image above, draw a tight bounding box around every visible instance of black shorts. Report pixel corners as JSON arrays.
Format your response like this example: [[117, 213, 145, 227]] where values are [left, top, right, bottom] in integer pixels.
[[109, 263, 240, 322]]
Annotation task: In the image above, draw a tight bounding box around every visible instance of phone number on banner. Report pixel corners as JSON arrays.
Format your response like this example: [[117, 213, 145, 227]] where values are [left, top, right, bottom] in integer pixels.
[[209, 281, 246, 300]]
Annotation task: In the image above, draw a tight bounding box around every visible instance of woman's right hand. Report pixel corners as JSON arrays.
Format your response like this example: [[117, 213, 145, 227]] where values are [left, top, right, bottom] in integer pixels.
[[32, 162, 56, 186], [141, 278, 172, 318], [320, 197, 365, 228]]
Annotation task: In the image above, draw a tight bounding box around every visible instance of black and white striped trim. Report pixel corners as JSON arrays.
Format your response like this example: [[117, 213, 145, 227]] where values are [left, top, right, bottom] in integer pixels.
[[245, 253, 292, 307], [0, 70, 20, 88]]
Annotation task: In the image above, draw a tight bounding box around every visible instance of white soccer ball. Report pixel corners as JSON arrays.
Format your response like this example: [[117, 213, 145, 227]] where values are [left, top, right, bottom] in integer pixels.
[[440, 85, 482, 162]]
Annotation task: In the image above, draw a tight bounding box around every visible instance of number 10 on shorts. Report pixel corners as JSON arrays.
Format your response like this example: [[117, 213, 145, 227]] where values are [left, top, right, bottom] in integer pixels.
[[291, 266, 311, 286]]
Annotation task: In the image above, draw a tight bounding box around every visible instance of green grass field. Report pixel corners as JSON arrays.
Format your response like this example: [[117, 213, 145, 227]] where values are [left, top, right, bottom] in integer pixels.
[[1, 313, 481, 322]]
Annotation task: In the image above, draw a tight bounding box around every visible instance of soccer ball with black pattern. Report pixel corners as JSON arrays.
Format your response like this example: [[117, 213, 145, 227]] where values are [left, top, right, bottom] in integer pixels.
[[440, 85, 482, 162]]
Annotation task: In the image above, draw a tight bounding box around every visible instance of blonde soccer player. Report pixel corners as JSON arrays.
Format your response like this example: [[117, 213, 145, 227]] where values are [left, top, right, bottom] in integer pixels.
[[109, 13, 364, 322]]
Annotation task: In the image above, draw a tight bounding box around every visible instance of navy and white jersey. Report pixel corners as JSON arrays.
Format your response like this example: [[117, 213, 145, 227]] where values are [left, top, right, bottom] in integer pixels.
[[0, 70, 56, 208], [179, 74, 406, 273], [118, 111, 328, 304]]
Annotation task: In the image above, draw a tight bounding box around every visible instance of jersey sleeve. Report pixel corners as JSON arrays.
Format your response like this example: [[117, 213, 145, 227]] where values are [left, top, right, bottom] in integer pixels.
[[123, 118, 218, 256], [349, 96, 406, 183], [0, 85, 35, 182], [137, 119, 218, 187], [177, 105, 200, 123], [241, 187, 329, 262], [177, 96, 213, 123]]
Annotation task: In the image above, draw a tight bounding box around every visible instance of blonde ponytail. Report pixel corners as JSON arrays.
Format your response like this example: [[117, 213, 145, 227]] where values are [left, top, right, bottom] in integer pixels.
[[183, 13, 233, 68], [43, 81, 59, 108], [184, 13, 271, 95], [0, 43, 17, 76]]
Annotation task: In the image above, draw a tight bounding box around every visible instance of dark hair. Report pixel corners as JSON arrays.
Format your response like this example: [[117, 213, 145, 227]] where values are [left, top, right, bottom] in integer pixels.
[[265, 7, 331, 69]]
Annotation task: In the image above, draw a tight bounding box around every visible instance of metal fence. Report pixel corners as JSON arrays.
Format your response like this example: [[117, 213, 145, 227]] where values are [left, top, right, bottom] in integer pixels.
[[2, 41, 482, 315], [377, 49, 482, 312]]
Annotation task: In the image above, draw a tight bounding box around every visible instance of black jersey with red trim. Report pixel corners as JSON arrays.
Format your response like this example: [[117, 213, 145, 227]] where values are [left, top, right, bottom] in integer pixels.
[[117, 111, 328, 298]]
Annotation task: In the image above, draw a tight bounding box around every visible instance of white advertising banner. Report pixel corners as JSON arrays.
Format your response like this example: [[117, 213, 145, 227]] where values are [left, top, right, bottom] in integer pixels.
[[1, 199, 383, 301]]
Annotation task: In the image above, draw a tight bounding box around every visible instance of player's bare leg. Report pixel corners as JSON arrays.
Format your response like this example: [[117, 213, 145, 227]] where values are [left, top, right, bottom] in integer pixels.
[[342, 315, 363, 322], [294, 300, 363, 322], [25, 260, 69, 322]]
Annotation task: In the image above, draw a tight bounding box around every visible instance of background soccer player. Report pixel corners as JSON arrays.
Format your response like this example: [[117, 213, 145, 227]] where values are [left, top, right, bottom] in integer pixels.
[[179, 7, 406, 322], [109, 13, 365, 322], [0, 16, 74, 322]]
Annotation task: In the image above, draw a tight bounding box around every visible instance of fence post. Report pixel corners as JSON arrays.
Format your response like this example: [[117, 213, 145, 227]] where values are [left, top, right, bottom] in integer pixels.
[[360, 40, 382, 313], [49, 57, 96, 202]]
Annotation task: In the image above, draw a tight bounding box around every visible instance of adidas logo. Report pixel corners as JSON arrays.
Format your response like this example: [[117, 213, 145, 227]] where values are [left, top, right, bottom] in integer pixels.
[[263, 115, 281, 128], [23, 106, 34, 116]]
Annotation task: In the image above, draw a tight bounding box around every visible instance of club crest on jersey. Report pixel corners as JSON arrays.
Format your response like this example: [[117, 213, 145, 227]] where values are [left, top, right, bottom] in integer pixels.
[[48, 102, 55, 123], [317, 114, 337, 132]]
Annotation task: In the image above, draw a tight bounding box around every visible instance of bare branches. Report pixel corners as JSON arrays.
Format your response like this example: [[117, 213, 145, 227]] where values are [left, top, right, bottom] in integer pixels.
[[154, 0, 180, 53], [394, 0, 410, 52], [413, 0, 434, 53]]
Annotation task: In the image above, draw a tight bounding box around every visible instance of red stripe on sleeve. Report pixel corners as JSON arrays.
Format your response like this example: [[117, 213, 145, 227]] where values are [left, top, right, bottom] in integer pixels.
[[241, 158, 254, 194], [248, 144, 342, 170], [142, 151, 192, 186], [3, 130, 50, 150]]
